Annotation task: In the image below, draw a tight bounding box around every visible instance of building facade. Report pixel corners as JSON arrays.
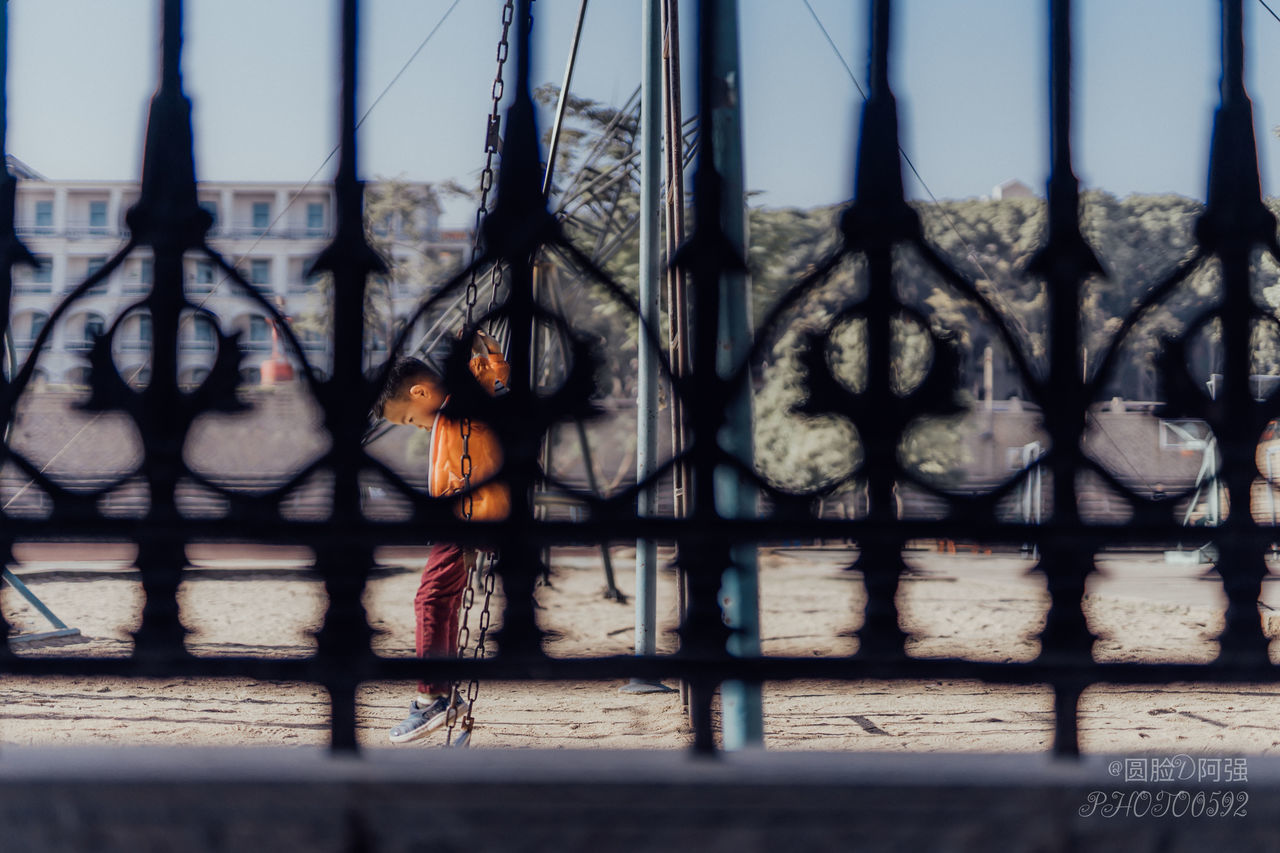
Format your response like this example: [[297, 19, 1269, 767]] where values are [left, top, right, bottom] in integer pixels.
[[7, 158, 467, 386], [990, 178, 1035, 200]]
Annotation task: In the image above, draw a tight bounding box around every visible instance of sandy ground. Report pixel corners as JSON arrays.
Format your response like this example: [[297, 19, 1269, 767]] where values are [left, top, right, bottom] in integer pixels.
[[3, 544, 1280, 754]]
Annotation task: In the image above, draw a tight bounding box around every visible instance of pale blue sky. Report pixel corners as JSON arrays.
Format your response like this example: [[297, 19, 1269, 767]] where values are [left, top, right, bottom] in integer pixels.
[[5, 1, 1275, 226]]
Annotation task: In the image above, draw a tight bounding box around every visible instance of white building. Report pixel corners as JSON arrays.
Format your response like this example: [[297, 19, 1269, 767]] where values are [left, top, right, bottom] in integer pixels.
[[990, 178, 1036, 200], [7, 158, 469, 386]]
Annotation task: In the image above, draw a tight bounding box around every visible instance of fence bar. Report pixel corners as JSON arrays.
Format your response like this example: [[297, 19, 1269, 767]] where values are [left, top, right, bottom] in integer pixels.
[[1029, 0, 1101, 756], [846, 0, 912, 660], [310, 0, 386, 750], [0, 0, 1277, 763], [485, 0, 550, 661], [125, 0, 205, 661], [1200, 0, 1273, 666]]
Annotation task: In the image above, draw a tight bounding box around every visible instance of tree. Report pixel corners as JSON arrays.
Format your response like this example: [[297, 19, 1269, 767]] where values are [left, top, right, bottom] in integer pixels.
[[747, 191, 1262, 492], [293, 179, 459, 372], [532, 85, 645, 398]]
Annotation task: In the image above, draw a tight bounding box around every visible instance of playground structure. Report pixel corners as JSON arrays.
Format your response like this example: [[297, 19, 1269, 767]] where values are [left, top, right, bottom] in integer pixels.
[[0, 566, 79, 644], [0, 0, 1278, 773]]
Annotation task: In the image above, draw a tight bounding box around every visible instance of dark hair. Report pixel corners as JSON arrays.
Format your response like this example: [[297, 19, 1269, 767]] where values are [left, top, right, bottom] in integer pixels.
[[372, 356, 442, 419]]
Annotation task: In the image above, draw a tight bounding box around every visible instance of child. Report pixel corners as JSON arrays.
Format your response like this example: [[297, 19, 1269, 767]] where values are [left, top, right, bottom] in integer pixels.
[[374, 330, 510, 743]]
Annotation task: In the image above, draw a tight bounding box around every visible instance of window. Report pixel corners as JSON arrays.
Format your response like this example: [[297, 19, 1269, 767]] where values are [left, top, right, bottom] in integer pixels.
[[34, 200, 52, 231], [193, 259, 215, 290], [306, 202, 324, 233], [28, 313, 47, 343], [125, 257, 152, 293], [139, 314, 152, 344], [252, 202, 270, 231], [27, 313, 50, 352], [199, 200, 218, 226], [193, 317, 216, 347], [70, 314, 104, 352], [32, 255, 52, 284], [250, 259, 271, 292], [86, 256, 108, 294], [249, 316, 271, 343], [299, 327, 325, 352], [88, 200, 107, 230]]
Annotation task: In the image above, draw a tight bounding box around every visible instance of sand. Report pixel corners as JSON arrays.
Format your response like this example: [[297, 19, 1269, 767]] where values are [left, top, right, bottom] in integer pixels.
[[3, 544, 1280, 754]]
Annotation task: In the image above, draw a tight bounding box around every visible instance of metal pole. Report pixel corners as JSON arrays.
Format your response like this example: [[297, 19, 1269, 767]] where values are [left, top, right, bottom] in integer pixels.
[[661, 0, 691, 712], [536, 9, 634, 604], [542, 0, 590, 197], [1, 567, 77, 634], [708, 0, 763, 748], [620, 0, 671, 695]]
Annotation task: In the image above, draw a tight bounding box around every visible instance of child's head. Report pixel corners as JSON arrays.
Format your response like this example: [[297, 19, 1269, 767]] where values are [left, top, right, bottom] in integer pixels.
[[375, 357, 445, 428]]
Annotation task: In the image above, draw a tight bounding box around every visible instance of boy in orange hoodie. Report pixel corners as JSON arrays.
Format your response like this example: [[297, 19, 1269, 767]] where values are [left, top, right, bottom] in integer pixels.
[[375, 330, 510, 743]]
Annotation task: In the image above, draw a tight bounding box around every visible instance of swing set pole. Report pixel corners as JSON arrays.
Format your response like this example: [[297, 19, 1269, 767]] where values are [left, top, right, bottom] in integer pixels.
[[1, 567, 81, 644], [662, 0, 690, 713], [534, 0, 627, 603], [636, 0, 661, 661], [619, 0, 674, 696], [542, 0, 589, 198], [705, 0, 763, 749]]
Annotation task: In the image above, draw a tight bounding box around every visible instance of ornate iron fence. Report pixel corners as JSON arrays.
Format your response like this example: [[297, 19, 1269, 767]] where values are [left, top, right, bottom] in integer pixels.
[[0, 0, 1277, 757]]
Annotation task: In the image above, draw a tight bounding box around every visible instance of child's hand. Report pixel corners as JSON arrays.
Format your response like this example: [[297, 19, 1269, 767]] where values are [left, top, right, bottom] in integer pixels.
[[473, 329, 502, 357]]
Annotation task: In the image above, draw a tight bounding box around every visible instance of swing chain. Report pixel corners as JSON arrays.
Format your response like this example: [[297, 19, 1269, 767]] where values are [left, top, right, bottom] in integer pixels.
[[458, 0, 513, 519], [466, 0, 518, 329], [454, 354, 474, 741], [457, 558, 497, 737], [459, 418, 474, 520], [445, 549, 479, 744], [448, 0, 533, 748]]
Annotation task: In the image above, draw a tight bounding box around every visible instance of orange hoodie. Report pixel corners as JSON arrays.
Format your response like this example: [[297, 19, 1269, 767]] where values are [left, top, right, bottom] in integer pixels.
[[429, 334, 510, 521]]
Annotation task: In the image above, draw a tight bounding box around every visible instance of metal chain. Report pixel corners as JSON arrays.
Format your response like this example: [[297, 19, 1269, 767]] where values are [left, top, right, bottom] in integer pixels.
[[465, 0, 516, 328], [444, 549, 478, 743], [445, 0, 528, 746], [456, 554, 497, 739], [485, 261, 504, 337]]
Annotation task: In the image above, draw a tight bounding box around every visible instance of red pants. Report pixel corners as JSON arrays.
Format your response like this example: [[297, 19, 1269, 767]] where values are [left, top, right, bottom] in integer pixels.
[[415, 542, 468, 696]]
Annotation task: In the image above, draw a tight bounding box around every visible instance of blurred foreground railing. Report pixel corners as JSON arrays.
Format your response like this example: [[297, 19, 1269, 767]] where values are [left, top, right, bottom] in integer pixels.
[[0, 0, 1278, 757]]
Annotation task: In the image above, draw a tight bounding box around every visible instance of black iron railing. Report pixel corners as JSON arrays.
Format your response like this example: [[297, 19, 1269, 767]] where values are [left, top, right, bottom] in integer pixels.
[[0, 0, 1277, 757]]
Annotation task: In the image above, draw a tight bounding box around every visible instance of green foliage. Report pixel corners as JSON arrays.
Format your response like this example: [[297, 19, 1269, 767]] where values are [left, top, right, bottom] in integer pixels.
[[748, 191, 1280, 492], [753, 322, 862, 493], [532, 85, 645, 396], [468, 86, 1270, 495], [751, 307, 969, 492], [296, 179, 458, 369]]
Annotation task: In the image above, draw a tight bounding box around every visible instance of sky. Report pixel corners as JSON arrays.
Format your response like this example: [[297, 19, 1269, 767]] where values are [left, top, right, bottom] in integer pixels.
[[4, 1, 1275, 227]]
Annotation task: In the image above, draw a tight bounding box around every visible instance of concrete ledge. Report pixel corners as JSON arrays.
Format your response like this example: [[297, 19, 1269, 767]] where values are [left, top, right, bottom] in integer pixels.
[[1, 749, 1277, 852]]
